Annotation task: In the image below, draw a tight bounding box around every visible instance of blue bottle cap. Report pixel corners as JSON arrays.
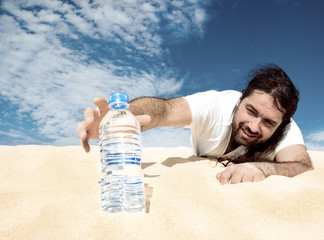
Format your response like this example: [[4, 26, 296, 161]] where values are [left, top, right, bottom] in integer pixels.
[[108, 92, 129, 109]]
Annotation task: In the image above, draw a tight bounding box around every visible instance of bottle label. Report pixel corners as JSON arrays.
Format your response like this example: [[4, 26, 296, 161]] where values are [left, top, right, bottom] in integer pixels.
[[106, 157, 141, 165]]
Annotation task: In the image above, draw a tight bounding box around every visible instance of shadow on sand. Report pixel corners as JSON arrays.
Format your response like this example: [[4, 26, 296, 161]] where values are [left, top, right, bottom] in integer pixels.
[[161, 155, 209, 167], [143, 155, 212, 213]]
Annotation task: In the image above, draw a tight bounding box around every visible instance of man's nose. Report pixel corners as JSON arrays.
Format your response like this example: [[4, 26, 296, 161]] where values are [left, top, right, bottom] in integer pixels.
[[248, 118, 261, 133]]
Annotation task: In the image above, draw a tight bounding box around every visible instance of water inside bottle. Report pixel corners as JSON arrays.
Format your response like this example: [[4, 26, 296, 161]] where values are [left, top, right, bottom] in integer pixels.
[[99, 116, 145, 212]]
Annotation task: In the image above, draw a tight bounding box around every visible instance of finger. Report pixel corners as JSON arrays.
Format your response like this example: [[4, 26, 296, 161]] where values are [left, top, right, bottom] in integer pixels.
[[217, 170, 231, 185], [84, 107, 98, 126], [136, 115, 152, 126], [77, 121, 87, 140], [81, 108, 99, 153], [230, 173, 243, 184], [93, 97, 109, 117], [77, 121, 90, 152], [242, 173, 253, 183], [253, 174, 265, 182], [82, 139, 90, 153]]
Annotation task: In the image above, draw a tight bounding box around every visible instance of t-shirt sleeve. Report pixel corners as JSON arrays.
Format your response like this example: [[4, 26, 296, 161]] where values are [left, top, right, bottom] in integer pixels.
[[274, 119, 305, 154], [184, 90, 241, 129], [183, 90, 222, 132]]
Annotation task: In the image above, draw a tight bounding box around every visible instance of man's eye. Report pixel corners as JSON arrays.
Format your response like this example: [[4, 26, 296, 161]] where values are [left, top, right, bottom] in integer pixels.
[[265, 120, 275, 127], [247, 108, 256, 115]]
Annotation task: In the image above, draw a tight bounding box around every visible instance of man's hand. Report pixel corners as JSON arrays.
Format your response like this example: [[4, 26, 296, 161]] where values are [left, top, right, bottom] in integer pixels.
[[77, 97, 151, 153], [216, 163, 265, 185], [77, 97, 109, 153]]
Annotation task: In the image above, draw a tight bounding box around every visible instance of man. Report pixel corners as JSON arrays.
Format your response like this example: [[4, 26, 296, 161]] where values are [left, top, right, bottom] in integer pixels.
[[77, 64, 313, 184]]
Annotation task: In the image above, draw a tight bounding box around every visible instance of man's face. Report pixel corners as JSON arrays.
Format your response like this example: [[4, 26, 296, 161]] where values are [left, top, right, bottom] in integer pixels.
[[232, 90, 283, 147]]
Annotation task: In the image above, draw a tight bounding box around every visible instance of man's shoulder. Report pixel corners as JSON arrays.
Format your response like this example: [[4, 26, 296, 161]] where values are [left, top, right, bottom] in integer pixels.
[[275, 119, 304, 154], [219, 90, 242, 100], [185, 90, 241, 100], [184, 90, 241, 113]]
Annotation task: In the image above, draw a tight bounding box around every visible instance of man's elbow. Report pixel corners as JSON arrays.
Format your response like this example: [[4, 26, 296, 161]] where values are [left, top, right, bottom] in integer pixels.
[[304, 157, 314, 171], [297, 155, 314, 175]]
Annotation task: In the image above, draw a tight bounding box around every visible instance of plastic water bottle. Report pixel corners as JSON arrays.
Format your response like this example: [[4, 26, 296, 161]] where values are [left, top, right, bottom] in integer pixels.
[[99, 92, 145, 213]]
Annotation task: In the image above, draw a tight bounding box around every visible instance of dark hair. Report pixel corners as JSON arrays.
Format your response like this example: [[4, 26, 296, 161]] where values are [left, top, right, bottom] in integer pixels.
[[223, 64, 300, 164], [241, 63, 299, 122]]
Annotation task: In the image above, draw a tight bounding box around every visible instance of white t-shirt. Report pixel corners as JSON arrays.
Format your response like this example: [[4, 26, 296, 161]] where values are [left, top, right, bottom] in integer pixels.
[[184, 90, 304, 159]]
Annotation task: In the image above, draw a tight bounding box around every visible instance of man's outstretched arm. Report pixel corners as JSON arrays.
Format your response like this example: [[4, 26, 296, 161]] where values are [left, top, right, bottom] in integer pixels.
[[252, 144, 313, 177], [129, 96, 192, 131], [217, 144, 313, 184], [77, 96, 192, 152]]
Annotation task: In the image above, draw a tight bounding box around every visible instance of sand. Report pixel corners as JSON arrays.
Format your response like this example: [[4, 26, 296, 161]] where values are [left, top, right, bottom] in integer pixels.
[[1, 145, 324, 240]]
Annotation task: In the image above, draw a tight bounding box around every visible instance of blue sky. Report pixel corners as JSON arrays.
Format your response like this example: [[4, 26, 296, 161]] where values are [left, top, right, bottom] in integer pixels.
[[0, 0, 323, 150]]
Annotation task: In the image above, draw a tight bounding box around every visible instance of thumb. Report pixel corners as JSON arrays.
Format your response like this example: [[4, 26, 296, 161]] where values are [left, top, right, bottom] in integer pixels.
[[216, 172, 220, 180], [136, 114, 152, 127], [93, 97, 109, 117]]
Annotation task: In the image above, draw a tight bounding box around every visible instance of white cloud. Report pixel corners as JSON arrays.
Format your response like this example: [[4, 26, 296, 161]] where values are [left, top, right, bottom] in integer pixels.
[[0, 0, 210, 146], [142, 127, 191, 147], [305, 143, 324, 152], [307, 130, 324, 142], [0, 129, 41, 145], [305, 130, 324, 151]]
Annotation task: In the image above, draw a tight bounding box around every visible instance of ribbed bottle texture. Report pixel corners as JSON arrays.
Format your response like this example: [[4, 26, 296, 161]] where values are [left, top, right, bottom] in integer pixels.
[[99, 92, 145, 213]]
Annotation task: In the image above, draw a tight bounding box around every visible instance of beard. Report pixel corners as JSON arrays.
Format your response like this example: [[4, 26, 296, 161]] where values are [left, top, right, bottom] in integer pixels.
[[232, 122, 263, 147], [231, 107, 264, 147]]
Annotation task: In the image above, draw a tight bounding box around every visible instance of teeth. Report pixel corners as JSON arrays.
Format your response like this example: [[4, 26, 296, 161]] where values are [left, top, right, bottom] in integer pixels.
[[242, 128, 256, 138]]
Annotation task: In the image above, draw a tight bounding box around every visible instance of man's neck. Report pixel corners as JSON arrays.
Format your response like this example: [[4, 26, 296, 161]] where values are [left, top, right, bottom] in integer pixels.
[[225, 135, 239, 154]]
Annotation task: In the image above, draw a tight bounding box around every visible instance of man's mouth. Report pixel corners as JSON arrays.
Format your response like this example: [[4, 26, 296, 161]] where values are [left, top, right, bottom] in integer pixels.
[[241, 127, 259, 139]]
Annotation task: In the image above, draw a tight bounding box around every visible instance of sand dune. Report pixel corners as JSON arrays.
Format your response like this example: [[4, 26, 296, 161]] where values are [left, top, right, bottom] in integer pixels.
[[1, 145, 324, 239]]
